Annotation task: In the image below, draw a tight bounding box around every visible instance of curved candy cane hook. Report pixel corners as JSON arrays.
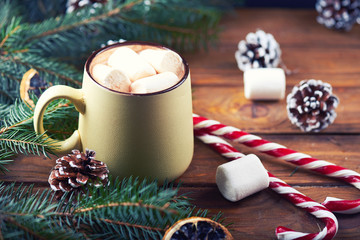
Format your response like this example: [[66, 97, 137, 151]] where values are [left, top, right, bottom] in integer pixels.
[[195, 130, 338, 240], [193, 114, 360, 214]]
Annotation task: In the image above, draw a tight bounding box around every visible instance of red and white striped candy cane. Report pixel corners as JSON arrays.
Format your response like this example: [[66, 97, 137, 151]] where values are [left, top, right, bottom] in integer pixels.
[[193, 114, 360, 214], [195, 130, 338, 240]]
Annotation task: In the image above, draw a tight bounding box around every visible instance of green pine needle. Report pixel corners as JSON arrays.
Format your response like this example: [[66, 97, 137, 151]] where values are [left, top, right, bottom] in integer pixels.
[[0, 150, 13, 173], [0, 98, 79, 172], [0, 177, 221, 240], [0, 0, 223, 102], [0, 2, 230, 237], [0, 0, 225, 173], [0, 182, 82, 240]]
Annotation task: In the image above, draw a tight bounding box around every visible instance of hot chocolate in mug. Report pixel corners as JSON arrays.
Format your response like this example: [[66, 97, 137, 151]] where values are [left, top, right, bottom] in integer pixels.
[[33, 41, 194, 181]]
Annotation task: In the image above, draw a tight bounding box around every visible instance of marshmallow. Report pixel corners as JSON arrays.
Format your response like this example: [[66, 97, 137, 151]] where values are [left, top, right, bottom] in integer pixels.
[[108, 47, 156, 82], [92, 64, 131, 92], [139, 49, 184, 79], [216, 154, 269, 202], [243, 68, 286, 100], [131, 72, 179, 94]]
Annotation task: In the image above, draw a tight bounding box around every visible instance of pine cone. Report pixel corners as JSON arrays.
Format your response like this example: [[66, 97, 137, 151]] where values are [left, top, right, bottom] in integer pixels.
[[66, 0, 107, 13], [48, 149, 109, 199], [235, 29, 281, 72], [316, 0, 360, 31], [286, 79, 339, 132]]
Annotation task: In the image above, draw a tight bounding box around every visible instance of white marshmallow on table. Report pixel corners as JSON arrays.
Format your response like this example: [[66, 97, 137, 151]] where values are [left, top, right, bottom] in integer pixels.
[[108, 47, 156, 82], [131, 72, 179, 94], [216, 154, 269, 202], [92, 64, 131, 92], [243, 68, 286, 100], [139, 49, 183, 79]]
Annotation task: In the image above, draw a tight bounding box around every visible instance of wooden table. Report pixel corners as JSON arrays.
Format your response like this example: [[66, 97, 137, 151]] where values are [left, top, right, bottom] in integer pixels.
[[1, 9, 360, 239]]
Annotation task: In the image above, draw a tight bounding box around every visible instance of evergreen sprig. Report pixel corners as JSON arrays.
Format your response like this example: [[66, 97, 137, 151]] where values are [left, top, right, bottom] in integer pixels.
[[0, 150, 12, 173], [22, 0, 223, 56], [0, 0, 225, 171], [0, 1, 230, 236], [0, 177, 219, 240], [0, 0, 223, 103], [0, 98, 78, 172], [0, 182, 81, 240], [15, 0, 67, 23]]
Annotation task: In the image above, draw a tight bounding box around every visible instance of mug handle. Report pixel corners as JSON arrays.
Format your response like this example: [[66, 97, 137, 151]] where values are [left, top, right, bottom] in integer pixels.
[[33, 85, 85, 154]]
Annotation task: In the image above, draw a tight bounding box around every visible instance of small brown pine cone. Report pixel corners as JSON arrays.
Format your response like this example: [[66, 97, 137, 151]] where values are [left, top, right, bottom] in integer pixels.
[[286, 79, 339, 132], [48, 149, 109, 200]]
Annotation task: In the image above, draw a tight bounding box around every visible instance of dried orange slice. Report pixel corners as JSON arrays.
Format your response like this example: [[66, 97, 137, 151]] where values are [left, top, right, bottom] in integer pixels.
[[163, 217, 233, 240], [20, 69, 51, 107]]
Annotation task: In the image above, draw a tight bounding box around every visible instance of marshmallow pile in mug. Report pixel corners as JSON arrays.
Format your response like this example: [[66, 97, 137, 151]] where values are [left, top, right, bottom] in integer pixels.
[[91, 46, 184, 94]]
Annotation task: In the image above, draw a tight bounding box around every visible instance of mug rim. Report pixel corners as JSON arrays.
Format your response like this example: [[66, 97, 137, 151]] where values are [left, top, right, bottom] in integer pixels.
[[85, 41, 190, 96]]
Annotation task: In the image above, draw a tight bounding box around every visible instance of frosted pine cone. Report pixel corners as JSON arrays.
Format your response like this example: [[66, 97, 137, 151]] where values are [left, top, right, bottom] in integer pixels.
[[316, 0, 360, 31], [48, 149, 109, 199], [287, 79, 339, 132], [235, 29, 281, 71], [66, 0, 107, 13]]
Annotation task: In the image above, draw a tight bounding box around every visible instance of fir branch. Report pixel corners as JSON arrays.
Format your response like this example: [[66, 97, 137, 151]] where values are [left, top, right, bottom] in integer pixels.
[[0, 0, 224, 105], [0, 71, 22, 83], [0, 6, 82, 101], [118, 15, 200, 35], [97, 217, 164, 233], [0, 98, 75, 133], [0, 51, 81, 102], [68, 177, 189, 239], [0, 98, 78, 172], [74, 201, 178, 215], [0, 177, 223, 240], [0, 100, 33, 130], [25, 7, 122, 42], [0, 183, 82, 239], [0, 14, 24, 53], [0, 89, 15, 103], [0, 130, 53, 156], [0, 1, 22, 30], [0, 150, 13, 174], [4, 217, 47, 240], [25, 2, 208, 41], [0, 25, 20, 48], [1, 52, 81, 86], [13, 0, 223, 61], [13, 0, 67, 23]]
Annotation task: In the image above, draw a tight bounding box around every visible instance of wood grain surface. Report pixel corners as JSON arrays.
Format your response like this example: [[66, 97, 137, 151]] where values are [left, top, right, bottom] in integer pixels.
[[1, 8, 360, 239]]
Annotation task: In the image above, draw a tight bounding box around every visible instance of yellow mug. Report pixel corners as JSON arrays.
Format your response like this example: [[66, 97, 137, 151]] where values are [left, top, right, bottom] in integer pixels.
[[33, 42, 194, 181]]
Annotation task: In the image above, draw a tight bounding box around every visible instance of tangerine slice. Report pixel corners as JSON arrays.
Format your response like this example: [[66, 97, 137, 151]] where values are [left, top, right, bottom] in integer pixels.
[[163, 217, 233, 240], [20, 69, 51, 107]]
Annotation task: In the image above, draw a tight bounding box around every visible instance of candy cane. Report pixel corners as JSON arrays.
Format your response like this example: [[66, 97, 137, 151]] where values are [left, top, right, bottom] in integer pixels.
[[195, 130, 338, 240], [193, 114, 360, 214]]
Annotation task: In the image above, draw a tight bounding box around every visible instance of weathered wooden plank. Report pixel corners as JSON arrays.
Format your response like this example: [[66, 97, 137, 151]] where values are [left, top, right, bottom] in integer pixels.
[[1, 8, 360, 239], [178, 186, 360, 240], [0, 184, 357, 239], [0, 154, 56, 184], [2, 135, 359, 190], [180, 135, 360, 188], [186, 52, 360, 87], [183, 9, 360, 87], [218, 9, 360, 48], [192, 86, 360, 133]]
